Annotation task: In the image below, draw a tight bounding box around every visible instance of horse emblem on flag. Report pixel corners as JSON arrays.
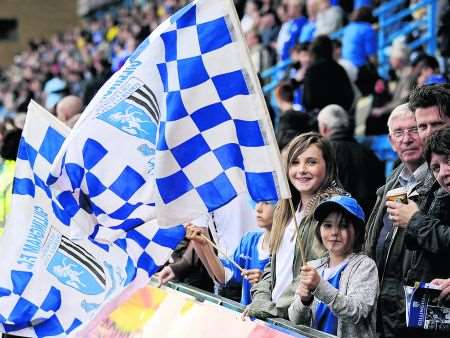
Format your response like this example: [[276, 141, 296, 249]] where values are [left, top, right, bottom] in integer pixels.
[[48, 236, 106, 295], [98, 85, 160, 143]]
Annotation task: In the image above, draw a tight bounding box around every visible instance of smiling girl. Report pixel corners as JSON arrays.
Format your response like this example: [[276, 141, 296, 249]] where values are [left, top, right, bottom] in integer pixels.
[[245, 132, 347, 320], [288, 196, 379, 337]]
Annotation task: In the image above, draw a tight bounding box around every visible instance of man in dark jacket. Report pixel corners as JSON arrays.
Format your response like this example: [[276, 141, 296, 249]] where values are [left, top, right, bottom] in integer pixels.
[[302, 35, 355, 114], [317, 104, 384, 215], [364, 103, 428, 338]]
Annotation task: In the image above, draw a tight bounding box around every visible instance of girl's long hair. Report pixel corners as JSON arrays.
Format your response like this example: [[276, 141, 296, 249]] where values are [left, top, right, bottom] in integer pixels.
[[269, 132, 341, 254]]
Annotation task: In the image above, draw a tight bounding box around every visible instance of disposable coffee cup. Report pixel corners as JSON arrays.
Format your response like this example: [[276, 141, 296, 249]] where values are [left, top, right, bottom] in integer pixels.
[[386, 187, 408, 204]]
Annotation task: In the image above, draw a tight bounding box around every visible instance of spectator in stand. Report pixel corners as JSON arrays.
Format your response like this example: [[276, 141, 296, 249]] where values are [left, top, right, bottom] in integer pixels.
[[275, 81, 313, 149], [185, 201, 274, 305], [241, 0, 262, 33], [366, 39, 414, 135], [384, 86, 450, 338], [55, 95, 83, 127], [276, 0, 308, 61], [0, 128, 22, 235], [438, 0, 450, 77], [364, 103, 427, 338], [288, 196, 378, 337], [259, 9, 281, 48], [425, 127, 450, 303], [317, 104, 384, 215], [244, 133, 347, 320], [156, 236, 215, 292], [342, 6, 378, 96], [288, 42, 311, 91], [159, 193, 259, 302], [299, 0, 318, 43], [303, 35, 354, 114], [416, 55, 448, 87], [246, 28, 275, 73], [314, 0, 344, 37]]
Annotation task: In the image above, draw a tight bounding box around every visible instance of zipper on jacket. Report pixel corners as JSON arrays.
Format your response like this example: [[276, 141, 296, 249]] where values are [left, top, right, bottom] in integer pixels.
[[380, 226, 398, 286]]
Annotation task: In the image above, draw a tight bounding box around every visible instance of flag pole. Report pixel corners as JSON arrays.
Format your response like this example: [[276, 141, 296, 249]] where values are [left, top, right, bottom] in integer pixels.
[[199, 234, 245, 273], [288, 198, 306, 266]]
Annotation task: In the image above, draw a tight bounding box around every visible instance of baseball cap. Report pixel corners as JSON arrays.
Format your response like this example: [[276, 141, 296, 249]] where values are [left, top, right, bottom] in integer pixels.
[[424, 74, 448, 86], [314, 195, 365, 227]]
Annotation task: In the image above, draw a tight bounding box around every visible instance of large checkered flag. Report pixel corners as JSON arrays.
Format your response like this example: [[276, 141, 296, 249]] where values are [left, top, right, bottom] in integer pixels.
[[49, 0, 290, 237], [0, 102, 184, 337]]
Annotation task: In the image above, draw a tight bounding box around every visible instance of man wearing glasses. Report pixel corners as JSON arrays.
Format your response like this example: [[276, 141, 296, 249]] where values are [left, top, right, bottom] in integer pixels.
[[365, 103, 427, 338]]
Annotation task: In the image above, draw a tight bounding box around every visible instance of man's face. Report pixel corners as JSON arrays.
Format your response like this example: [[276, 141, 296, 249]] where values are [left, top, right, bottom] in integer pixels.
[[389, 115, 423, 166], [415, 106, 450, 143]]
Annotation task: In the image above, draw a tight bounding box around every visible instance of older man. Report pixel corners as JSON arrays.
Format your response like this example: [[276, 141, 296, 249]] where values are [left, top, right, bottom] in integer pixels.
[[365, 103, 427, 338], [386, 85, 450, 325], [317, 104, 384, 214]]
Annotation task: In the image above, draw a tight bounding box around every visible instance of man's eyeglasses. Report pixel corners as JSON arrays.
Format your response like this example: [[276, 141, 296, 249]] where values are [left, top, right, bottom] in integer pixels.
[[391, 127, 419, 140]]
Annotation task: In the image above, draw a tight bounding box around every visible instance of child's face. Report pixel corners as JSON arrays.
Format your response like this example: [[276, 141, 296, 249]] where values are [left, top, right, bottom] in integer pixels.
[[430, 153, 450, 193], [255, 202, 275, 229], [320, 211, 355, 259], [288, 145, 326, 198]]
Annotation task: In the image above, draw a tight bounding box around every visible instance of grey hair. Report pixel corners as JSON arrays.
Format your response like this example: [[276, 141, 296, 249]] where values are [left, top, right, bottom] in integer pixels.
[[387, 103, 414, 133], [317, 104, 349, 130]]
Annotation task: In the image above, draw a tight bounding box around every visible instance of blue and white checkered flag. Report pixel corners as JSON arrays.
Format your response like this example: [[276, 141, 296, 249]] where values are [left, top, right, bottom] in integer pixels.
[[0, 102, 184, 337], [50, 0, 290, 233]]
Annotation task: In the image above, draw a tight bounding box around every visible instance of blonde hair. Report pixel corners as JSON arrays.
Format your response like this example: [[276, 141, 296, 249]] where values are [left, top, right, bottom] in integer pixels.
[[269, 132, 341, 254]]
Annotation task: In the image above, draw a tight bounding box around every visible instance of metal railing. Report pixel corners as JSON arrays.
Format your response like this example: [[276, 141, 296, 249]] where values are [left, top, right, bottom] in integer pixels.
[[159, 278, 337, 338], [374, 0, 438, 78]]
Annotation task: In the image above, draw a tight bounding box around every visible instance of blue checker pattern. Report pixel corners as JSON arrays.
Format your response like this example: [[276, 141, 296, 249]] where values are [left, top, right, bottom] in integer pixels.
[[191, 102, 231, 132], [156, 170, 194, 204], [177, 56, 209, 89], [197, 17, 233, 54], [196, 173, 237, 212], [1, 270, 80, 337], [109, 166, 145, 201], [38, 127, 65, 163], [153, 4, 282, 213], [171, 134, 211, 168]]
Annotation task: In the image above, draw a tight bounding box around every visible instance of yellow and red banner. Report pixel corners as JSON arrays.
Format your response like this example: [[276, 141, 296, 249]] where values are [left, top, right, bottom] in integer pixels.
[[82, 284, 298, 338]]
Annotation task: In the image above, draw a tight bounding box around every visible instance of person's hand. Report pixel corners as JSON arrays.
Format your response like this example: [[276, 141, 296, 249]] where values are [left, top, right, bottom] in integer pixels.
[[241, 306, 250, 321], [431, 278, 450, 301], [184, 223, 208, 245], [371, 106, 386, 117], [386, 200, 419, 228], [296, 282, 313, 304], [242, 269, 262, 285], [156, 266, 175, 287], [299, 265, 321, 291]]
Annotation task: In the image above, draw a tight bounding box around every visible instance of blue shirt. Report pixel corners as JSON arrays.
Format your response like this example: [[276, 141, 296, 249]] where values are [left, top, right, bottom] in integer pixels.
[[299, 21, 316, 43], [279, 16, 308, 60], [342, 22, 376, 67], [221, 231, 270, 305], [354, 0, 373, 9]]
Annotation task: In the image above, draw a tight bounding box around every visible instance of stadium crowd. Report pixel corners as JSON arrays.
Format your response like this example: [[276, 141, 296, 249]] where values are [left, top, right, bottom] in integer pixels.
[[2, 0, 450, 337]]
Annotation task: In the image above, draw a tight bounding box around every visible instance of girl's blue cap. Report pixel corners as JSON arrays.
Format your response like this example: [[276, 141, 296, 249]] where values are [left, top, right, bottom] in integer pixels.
[[314, 195, 365, 226]]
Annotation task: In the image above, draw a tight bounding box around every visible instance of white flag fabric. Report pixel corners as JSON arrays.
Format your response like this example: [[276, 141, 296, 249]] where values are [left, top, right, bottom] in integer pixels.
[[49, 0, 290, 235], [0, 0, 290, 335], [0, 102, 184, 337]]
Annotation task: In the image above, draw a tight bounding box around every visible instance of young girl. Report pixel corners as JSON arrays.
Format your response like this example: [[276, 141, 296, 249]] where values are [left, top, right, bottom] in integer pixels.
[[185, 201, 274, 305], [288, 195, 379, 337], [245, 132, 347, 320]]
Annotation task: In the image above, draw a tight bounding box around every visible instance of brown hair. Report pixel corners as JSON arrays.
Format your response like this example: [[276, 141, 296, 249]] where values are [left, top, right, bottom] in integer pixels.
[[314, 211, 365, 253], [269, 132, 340, 254]]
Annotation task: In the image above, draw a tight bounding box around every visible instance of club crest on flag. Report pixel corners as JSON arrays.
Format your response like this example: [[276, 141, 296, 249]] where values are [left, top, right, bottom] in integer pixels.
[[97, 85, 160, 143], [47, 236, 106, 296]]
